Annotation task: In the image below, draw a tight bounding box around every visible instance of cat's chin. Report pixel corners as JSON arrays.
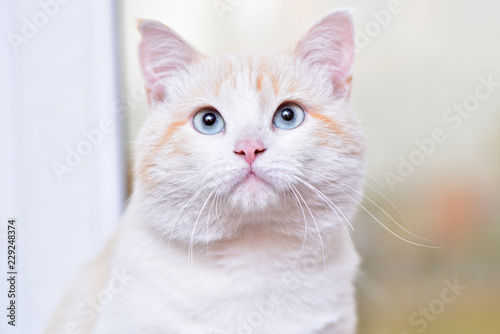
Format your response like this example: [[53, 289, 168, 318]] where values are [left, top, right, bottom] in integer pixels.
[[229, 173, 278, 212]]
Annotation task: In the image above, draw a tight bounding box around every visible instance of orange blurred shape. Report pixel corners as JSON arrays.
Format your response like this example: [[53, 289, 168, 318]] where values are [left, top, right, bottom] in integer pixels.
[[433, 182, 485, 248]]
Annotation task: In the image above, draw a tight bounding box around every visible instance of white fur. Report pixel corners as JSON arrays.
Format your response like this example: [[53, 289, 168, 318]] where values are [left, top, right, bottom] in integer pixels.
[[45, 9, 365, 334]]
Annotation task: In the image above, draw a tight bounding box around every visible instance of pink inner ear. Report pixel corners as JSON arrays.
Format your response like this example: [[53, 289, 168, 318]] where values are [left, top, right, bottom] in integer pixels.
[[294, 10, 354, 94], [138, 20, 199, 106]]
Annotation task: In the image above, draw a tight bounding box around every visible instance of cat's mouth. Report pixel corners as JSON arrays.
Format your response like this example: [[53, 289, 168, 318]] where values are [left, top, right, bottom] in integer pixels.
[[245, 171, 259, 181], [240, 170, 263, 185], [227, 169, 277, 211], [233, 169, 270, 192]]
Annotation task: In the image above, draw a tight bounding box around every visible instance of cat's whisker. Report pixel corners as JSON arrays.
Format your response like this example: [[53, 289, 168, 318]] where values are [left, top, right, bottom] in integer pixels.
[[333, 177, 429, 242], [53, 11, 377, 333], [309, 170, 430, 243], [119, 188, 137, 212], [342, 160, 391, 193], [287, 183, 308, 270], [121, 166, 190, 212], [133, 187, 167, 217], [291, 175, 356, 252], [214, 188, 227, 237], [337, 164, 414, 233], [291, 175, 354, 231], [289, 183, 327, 272], [188, 188, 216, 269], [310, 173, 444, 249], [165, 183, 210, 261], [134, 174, 202, 218], [205, 186, 220, 256]]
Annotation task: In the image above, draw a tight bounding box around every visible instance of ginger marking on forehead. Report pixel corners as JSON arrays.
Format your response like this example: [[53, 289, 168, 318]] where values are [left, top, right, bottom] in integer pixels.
[[254, 59, 280, 95], [214, 60, 235, 96], [231, 73, 237, 89], [214, 77, 223, 97], [270, 74, 280, 95], [256, 71, 264, 92]]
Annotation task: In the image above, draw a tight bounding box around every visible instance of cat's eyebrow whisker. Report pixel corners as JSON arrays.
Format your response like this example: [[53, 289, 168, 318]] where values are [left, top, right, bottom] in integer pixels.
[[309, 173, 444, 249], [188, 188, 216, 269], [289, 182, 327, 273], [291, 175, 356, 252], [277, 54, 296, 86]]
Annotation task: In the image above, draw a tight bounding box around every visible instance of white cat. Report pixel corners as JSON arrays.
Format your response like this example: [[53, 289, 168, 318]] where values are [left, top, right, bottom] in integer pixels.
[[45, 9, 365, 334]]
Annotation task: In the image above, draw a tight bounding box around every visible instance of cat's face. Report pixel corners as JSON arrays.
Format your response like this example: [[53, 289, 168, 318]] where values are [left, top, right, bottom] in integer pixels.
[[134, 11, 365, 243]]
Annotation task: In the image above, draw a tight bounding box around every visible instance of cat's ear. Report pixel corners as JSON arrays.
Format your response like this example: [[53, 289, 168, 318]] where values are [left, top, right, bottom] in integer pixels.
[[294, 10, 355, 98], [138, 20, 201, 106]]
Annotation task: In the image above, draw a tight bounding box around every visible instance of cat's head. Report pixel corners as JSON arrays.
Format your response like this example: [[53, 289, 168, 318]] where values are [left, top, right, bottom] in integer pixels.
[[134, 10, 365, 243]]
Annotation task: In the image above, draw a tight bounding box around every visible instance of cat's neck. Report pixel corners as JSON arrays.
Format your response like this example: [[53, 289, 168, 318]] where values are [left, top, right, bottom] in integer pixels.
[[120, 196, 355, 270]]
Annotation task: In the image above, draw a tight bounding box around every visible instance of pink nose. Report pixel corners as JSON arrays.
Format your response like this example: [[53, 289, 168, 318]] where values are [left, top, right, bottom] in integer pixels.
[[234, 140, 266, 166]]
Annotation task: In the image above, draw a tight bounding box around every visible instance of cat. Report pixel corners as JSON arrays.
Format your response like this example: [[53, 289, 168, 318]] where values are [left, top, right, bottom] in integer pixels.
[[45, 9, 365, 334]]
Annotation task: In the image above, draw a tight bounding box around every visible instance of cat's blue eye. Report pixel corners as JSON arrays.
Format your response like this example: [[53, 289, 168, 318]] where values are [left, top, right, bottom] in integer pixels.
[[273, 103, 305, 130], [193, 108, 225, 135]]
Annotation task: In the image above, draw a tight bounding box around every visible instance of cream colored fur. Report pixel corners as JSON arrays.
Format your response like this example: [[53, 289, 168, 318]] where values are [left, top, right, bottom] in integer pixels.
[[45, 9, 365, 334]]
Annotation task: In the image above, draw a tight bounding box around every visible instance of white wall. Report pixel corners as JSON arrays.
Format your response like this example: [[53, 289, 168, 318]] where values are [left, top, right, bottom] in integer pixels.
[[0, 0, 124, 332]]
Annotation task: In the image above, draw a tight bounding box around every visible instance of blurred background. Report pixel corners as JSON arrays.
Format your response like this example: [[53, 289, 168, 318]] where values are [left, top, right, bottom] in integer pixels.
[[1, 0, 499, 333]]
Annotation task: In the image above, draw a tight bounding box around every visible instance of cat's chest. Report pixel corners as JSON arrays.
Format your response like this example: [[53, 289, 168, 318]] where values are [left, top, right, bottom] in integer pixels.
[[96, 258, 344, 334], [93, 219, 357, 334]]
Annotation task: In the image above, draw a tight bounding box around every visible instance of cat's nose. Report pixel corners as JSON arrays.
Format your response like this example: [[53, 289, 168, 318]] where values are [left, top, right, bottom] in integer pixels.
[[234, 140, 266, 166]]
